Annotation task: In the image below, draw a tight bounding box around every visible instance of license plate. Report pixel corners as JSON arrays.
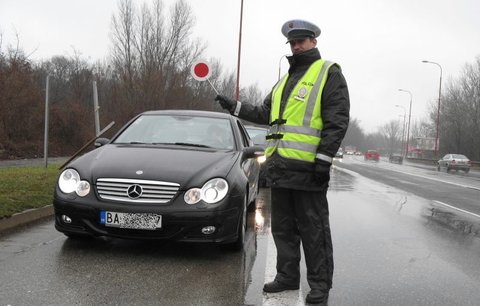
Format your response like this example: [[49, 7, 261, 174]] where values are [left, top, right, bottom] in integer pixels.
[[100, 211, 162, 230]]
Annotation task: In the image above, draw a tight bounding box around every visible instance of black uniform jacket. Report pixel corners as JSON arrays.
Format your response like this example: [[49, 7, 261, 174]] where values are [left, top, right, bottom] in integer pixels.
[[237, 48, 350, 191]]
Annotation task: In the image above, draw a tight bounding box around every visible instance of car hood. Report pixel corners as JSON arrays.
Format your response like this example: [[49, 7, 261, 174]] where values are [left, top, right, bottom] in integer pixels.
[[68, 144, 239, 189]]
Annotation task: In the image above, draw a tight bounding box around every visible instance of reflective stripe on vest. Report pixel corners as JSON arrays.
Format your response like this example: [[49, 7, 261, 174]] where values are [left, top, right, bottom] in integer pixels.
[[265, 59, 335, 162]]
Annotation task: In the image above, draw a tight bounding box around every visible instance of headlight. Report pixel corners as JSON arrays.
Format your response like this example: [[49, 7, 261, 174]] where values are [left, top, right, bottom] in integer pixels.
[[76, 180, 91, 197], [58, 169, 91, 197], [257, 155, 266, 163], [184, 178, 229, 205]]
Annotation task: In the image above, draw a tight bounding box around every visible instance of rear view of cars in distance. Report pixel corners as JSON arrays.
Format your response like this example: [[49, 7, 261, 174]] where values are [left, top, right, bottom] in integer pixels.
[[437, 154, 471, 173], [335, 148, 344, 159], [364, 150, 380, 161], [388, 153, 403, 164]]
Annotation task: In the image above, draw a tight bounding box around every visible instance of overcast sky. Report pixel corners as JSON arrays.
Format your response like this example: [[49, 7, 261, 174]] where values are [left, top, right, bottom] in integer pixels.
[[1, 0, 479, 133]]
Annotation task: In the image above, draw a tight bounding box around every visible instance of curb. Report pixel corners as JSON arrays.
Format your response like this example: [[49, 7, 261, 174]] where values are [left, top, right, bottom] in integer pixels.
[[0, 205, 54, 234]]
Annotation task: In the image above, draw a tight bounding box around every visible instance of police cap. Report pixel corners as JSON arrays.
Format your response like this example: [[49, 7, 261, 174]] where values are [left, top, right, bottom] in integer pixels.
[[281, 19, 321, 42]]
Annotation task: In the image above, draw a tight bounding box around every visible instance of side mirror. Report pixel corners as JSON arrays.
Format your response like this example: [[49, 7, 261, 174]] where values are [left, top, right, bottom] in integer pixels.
[[243, 145, 265, 160], [94, 137, 110, 148]]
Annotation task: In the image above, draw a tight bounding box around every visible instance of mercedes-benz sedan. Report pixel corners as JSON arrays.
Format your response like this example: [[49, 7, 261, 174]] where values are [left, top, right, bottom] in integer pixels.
[[53, 110, 263, 250]]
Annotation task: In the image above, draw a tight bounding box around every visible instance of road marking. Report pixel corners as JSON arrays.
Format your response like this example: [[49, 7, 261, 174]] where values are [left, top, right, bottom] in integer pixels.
[[335, 161, 480, 191], [432, 200, 480, 219], [263, 232, 304, 305], [334, 165, 480, 220]]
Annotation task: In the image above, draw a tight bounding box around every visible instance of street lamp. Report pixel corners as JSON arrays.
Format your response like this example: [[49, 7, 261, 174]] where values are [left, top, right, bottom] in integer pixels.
[[421, 60, 442, 157], [395, 104, 407, 156], [398, 89, 412, 158]]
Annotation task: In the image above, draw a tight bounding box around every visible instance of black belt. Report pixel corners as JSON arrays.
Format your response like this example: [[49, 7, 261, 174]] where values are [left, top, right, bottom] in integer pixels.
[[266, 133, 283, 140], [269, 119, 287, 126]]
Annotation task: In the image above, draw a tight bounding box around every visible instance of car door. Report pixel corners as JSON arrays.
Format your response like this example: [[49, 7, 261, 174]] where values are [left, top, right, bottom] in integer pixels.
[[236, 120, 260, 201]]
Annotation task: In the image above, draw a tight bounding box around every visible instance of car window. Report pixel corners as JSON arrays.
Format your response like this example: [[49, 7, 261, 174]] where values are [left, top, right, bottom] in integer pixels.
[[113, 114, 235, 150], [236, 121, 251, 147], [246, 127, 267, 145]]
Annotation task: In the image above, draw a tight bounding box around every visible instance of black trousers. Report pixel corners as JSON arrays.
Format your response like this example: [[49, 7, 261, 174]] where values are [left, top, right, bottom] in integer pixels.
[[271, 187, 333, 292]]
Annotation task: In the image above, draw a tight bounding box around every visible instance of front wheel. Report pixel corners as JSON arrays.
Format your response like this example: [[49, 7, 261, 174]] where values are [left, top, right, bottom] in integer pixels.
[[223, 195, 247, 251]]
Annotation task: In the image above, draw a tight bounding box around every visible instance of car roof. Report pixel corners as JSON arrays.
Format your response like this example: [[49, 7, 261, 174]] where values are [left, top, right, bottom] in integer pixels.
[[141, 109, 232, 119]]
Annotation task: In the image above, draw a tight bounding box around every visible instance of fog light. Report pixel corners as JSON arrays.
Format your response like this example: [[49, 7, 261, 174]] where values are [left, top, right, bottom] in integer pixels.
[[62, 215, 72, 224], [201, 226, 216, 235]]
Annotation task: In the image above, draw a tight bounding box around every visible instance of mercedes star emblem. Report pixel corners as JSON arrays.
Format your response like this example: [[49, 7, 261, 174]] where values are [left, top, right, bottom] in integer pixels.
[[127, 184, 143, 199]]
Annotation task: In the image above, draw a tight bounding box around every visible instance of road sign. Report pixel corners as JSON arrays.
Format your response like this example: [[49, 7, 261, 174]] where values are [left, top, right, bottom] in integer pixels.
[[190, 59, 218, 95], [190, 60, 212, 81]]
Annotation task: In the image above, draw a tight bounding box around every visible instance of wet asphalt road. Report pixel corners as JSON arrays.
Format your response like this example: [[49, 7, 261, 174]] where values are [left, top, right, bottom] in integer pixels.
[[1, 156, 480, 305]]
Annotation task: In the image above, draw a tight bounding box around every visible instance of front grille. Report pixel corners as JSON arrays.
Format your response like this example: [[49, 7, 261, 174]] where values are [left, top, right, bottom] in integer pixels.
[[96, 178, 180, 204]]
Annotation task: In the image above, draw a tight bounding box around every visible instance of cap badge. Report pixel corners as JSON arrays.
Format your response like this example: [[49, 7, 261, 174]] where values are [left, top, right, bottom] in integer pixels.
[[288, 22, 294, 29]]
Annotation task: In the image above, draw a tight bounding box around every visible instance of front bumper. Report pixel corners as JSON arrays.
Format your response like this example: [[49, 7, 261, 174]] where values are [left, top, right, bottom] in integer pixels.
[[53, 194, 242, 243]]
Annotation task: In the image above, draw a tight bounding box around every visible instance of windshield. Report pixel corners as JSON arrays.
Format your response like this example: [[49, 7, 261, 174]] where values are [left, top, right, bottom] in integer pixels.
[[114, 114, 235, 150]]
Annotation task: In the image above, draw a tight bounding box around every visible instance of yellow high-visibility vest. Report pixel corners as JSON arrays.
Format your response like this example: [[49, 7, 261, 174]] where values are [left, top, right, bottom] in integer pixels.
[[265, 59, 336, 162]]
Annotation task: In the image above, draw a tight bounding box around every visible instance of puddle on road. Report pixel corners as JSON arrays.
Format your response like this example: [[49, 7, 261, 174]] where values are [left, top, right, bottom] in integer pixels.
[[331, 166, 480, 241], [245, 168, 480, 305]]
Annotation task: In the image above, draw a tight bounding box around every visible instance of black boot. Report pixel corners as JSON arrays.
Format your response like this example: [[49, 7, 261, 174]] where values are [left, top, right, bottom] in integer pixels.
[[305, 289, 329, 305], [263, 280, 299, 293]]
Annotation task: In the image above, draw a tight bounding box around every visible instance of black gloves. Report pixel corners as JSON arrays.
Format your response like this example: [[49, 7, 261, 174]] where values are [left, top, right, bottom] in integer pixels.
[[215, 95, 236, 113], [314, 159, 331, 183]]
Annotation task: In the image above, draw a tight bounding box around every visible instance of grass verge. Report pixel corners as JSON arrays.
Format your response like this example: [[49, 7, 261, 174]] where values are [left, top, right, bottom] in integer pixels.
[[0, 164, 60, 219]]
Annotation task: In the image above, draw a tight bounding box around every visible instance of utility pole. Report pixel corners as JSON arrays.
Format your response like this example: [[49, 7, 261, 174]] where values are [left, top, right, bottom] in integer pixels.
[[44, 75, 50, 168], [235, 0, 244, 101], [93, 81, 100, 136]]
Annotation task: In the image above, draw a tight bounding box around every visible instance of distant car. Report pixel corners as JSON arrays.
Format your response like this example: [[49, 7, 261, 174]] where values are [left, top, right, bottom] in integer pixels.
[[245, 125, 268, 187], [335, 148, 344, 159], [364, 150, 380, 161], [53, 110, 263, 251], [388, 153, 403, 164], [437, 154, 471, 173]]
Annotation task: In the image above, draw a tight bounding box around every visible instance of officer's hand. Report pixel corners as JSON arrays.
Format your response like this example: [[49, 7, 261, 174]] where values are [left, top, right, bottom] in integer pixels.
[[215, 95, 236, 112], [314, 159, 331, 183]]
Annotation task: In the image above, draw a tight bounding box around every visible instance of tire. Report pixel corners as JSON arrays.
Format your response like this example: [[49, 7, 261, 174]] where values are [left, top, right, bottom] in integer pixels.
[[224, 195, 247, 251]]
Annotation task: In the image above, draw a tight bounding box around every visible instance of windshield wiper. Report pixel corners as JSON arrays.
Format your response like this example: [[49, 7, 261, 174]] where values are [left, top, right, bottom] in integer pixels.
[[173, 142, 212, 148]]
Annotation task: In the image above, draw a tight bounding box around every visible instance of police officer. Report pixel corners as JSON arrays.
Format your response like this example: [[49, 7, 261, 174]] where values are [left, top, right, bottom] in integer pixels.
[[215, 19, 349, 305]]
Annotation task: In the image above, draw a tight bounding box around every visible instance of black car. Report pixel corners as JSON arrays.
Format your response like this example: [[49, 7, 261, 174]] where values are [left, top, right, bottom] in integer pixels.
[[245, 125, 268, 187], [388, 153, 403, 164], [53, 110, 263, 250]]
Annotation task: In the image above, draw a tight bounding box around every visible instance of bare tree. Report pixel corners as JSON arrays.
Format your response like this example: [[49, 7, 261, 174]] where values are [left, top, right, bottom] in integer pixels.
[[380, 120, 402, 154], [436, 55, 480, 160], [109, 0, 207, 113]]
